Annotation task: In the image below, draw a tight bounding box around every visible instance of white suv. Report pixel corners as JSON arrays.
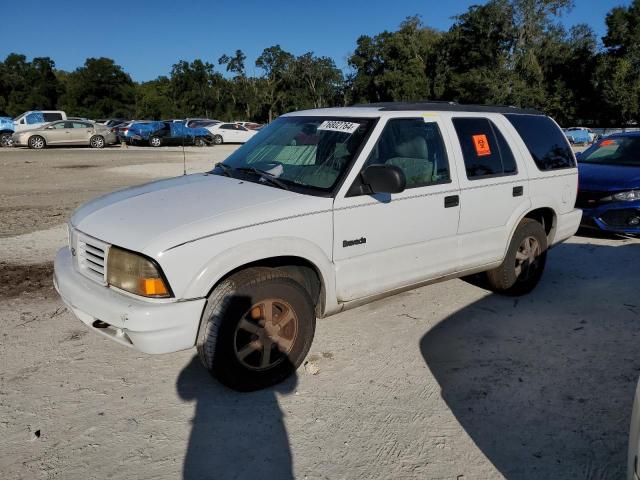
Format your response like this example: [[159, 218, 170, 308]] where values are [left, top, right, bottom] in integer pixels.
[[54, 102, 582, 391]]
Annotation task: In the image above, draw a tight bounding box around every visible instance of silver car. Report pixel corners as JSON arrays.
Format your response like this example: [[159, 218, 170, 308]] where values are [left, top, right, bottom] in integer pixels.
[[12, 120, 116, 149]]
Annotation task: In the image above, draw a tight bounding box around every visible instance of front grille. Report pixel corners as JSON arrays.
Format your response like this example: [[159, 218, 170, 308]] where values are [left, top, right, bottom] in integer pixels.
[[575, 190, 608, 209], [76, 233, 109, 284], [599, 208, 640, 227]]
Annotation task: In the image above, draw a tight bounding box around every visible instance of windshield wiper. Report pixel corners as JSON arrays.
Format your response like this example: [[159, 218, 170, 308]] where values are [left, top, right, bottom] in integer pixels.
[[216, 162, 234, 177], [234, 167, 290, 190]]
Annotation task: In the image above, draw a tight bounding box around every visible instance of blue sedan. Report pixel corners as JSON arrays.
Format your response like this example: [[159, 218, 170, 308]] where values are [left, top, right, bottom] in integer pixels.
[[576, 132, 640, 234]]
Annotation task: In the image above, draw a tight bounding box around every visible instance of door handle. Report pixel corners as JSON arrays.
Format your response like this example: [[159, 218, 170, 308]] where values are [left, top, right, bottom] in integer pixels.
[[444, 195, 459, 208], [513, 186, 524, 197]]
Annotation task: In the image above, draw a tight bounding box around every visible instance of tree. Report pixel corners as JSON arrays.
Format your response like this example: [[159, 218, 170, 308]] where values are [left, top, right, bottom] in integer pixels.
[[0, 53, 61, 117], [58, 57, 135, 118], [348, 16, 440, 104], [256, 45, 295, 122]]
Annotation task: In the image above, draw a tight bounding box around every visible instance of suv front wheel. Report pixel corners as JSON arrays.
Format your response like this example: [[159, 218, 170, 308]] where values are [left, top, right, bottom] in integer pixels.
[[197, 267, 316, 391], [485, 218, 548, 296]]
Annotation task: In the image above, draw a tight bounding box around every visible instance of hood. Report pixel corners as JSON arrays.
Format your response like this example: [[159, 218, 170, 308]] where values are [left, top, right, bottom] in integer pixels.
[[578, 162, 640, 192], [71, 173, 331, 255]]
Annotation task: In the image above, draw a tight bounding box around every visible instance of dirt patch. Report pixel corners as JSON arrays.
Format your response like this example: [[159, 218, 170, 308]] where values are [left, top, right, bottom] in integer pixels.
[[53, 165, 99, 169], [0, 206, 71, 238], [0, 262, 55, 299]]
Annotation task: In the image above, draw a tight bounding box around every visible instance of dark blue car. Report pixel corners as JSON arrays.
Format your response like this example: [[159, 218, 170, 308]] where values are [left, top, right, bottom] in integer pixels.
[[576, 132, 640, 234]]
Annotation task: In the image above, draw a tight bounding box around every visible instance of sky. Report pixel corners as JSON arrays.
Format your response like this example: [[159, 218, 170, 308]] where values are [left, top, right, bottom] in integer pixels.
[[0, 0, 632, 82]]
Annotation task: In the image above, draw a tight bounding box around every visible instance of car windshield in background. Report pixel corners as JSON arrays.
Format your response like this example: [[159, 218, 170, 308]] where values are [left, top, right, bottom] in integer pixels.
[[579, 136, 640, 167], [214, 116, 376, 193]]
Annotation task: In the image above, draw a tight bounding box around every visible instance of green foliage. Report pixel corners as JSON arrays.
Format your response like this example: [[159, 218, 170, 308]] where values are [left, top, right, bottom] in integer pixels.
[[1, 0, 639, 125], [58, 57, 135, 119], [0, 54, 61, 116]]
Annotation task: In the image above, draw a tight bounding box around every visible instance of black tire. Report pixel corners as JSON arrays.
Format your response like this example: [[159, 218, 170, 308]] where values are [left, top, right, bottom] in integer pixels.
[[194, 137, 206, 147], [213, 134, 223, 145], [0, 132, 12, 147], [197, 267, 316, 391], [149, 136, 162, 147], [485, 218, 548, 296], [28, 135, 46, 150], [89, 135, 105, 149]]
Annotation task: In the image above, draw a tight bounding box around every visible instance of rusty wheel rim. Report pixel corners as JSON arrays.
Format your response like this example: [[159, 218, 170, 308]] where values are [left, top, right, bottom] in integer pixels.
[[514, 236, 541, 281], [233, 299, 299, 371]]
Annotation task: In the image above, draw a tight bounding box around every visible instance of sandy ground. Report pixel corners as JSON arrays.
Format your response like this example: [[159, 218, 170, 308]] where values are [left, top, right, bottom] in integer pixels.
[[1, 145, 638, 479]]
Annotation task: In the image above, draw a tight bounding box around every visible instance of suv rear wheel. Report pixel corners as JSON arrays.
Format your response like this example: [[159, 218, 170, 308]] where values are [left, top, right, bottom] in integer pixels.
[[485, 218, 548, 296], [196, 267, 316, 391]]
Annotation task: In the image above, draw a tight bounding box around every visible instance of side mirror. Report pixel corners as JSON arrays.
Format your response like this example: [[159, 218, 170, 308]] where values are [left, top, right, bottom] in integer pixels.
[[361, 164, 406, 194], [575, 151, 583, 160]]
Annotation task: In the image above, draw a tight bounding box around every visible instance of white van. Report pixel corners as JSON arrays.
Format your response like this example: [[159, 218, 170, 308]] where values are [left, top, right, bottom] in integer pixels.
[[53, 102, 582, 391], [13, 110, 67, 132]]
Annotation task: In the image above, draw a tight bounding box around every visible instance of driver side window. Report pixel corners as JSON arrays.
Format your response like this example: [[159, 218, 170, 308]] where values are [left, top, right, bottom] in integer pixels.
[[363, 118, 451, 189]]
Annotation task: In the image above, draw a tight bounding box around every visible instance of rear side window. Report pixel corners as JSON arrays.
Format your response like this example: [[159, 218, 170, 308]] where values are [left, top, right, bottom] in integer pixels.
[[43, 112, 63, 122], [504, 114, 575, 171], [452, 118, 517, 179]]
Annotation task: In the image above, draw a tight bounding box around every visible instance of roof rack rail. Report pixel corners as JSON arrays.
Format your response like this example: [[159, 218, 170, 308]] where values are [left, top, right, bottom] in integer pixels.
[[351, 101, 542, 115]]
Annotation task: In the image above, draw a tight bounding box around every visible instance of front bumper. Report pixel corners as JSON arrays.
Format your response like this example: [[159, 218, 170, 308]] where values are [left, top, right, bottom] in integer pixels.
[[53, 247, 206, 354], [580, 201, 640, 234]]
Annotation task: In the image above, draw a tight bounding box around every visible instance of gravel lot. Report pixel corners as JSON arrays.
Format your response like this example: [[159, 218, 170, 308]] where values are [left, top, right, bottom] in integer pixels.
[[1, 145, 639, 479]]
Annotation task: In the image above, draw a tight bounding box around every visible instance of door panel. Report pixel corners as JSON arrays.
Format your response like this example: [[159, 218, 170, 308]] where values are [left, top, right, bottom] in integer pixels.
[[43, 122, 71, 144], [333, 117, 460, 302], [70, 122, 92, 144], [446, 115, 531, 268]]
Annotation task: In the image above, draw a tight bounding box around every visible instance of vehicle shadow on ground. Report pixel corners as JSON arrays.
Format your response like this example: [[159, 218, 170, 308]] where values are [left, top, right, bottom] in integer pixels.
[[421, 240, 640, 479], [177, 357, 297, 479]]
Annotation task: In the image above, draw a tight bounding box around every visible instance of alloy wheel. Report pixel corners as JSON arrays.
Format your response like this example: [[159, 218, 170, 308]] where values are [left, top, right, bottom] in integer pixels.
[[514, 236, 541, 281], [233, 299, 299, 371], [31, 137, 44, 149]]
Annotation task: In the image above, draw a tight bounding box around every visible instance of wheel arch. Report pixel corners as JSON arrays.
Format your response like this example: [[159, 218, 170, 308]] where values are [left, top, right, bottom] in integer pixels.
[[207, 256, 327, 317], [506, 206, 557, 253], [170, 236, 337, 318]]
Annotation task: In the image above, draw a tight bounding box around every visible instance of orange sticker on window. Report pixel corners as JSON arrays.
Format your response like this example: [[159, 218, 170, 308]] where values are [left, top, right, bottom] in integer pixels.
[[472, 134, 491, 156], [600, 139, 616, 146]]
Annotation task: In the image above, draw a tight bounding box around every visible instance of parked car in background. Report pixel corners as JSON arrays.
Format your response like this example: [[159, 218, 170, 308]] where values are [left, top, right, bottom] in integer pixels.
[[233, 121, 263, 130], [206, 122, 258, 144], [187, 119, 221, 128], [576, 132, 640, 234], [114, 121, 157, 144], [97, 118, 127, 127], [12, 120, 116, 149], [53, 102, 581, 391], [185, 118, 221, 128], [125, 121, 213, 147], [0, 116, 14, 147], [564, 127, 596, 144], [13, 110, 67, 132]]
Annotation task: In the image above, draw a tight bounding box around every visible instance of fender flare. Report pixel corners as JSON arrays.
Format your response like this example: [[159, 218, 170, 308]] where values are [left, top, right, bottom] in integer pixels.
[[180, 236, 338, 316]]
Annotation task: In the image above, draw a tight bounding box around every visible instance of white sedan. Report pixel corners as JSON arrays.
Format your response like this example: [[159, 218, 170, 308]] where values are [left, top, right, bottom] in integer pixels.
[[206, 123, 258, 144]]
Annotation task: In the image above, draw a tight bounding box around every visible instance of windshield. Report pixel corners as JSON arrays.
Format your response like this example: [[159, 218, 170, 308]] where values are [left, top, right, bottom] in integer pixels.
[[214, 116, 376, 194], [579, 136, 640, 167]]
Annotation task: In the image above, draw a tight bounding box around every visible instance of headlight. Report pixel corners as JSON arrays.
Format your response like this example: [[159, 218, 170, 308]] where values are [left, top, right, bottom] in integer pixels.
[[602, 190, 640, 202], [106, 246, 171, 298]]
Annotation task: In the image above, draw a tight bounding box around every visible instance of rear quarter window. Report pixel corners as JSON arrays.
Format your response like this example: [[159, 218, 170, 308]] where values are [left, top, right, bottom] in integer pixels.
[[452, 117, 517, 180], [504, 114, 575, 171]]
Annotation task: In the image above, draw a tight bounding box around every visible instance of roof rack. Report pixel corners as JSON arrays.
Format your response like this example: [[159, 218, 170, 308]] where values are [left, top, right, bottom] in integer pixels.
[[352, 101, 543, 115]]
